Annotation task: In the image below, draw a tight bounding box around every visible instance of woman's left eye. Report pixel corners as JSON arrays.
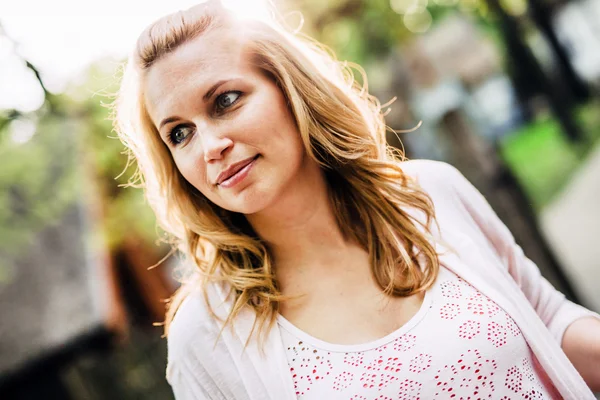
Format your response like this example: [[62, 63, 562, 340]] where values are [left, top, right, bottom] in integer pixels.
[[215, 91, 242, 111]]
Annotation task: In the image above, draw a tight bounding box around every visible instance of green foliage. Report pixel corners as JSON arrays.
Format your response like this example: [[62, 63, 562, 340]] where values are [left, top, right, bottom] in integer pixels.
[[499, 116, 580, 210], [295, 0, 409, 64], [294, 0, 492, 67], [499, 102, 600, 210], [0, 114, 79, 281]]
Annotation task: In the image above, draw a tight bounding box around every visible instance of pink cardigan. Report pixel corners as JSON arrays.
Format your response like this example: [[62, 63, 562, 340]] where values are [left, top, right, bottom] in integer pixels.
[[166, 160, 599, 399]]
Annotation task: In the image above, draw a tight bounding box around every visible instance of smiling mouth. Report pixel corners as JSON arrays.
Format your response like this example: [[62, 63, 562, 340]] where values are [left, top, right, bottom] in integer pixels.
[[217, 155, 259, 188]]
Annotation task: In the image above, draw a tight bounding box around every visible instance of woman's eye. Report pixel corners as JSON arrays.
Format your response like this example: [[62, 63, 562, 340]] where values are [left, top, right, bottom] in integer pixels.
[[215, 91, 241, 111], [168, 125, 194, 146]]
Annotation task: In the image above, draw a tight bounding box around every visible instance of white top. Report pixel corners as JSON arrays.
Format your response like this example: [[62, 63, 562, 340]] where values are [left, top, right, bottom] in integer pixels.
[[277, 267, 558, 399]]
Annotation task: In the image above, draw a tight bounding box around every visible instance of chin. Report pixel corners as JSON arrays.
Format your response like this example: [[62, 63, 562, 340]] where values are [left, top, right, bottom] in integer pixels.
[[219, 188, 274, 216]]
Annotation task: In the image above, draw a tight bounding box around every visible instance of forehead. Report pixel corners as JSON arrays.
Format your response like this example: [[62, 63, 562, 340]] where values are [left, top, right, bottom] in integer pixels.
[[143, 27, 253, 122]]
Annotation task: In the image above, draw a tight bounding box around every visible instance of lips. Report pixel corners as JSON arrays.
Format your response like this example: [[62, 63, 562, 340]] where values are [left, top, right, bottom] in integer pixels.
[[215, 155, 258, 185]]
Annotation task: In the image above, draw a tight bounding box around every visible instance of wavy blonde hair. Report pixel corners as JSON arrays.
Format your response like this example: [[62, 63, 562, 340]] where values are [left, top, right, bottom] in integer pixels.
[[112, 0, 440, 346]]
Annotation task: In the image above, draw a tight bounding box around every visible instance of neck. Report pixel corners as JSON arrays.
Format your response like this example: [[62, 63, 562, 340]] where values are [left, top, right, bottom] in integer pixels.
[[245, 165, 361, 270]]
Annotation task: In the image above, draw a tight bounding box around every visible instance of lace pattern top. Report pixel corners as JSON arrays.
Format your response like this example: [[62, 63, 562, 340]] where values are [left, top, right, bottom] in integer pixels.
[[278, 267, 558, 399]]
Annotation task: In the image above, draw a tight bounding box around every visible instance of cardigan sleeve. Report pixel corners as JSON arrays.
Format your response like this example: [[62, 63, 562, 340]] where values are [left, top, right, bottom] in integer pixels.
[[165, 292, 221, 400], [165, 289, 239, 400], [166, 361, 215, 400], [441, 161, 599, 344]]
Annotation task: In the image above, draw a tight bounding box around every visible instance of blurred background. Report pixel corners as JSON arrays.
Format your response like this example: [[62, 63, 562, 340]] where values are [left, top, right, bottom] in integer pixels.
[[1, 0, 599, 398]]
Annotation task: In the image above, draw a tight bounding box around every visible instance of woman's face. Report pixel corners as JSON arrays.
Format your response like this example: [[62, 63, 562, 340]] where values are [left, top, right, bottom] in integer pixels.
[[144, 26, 315, 215]]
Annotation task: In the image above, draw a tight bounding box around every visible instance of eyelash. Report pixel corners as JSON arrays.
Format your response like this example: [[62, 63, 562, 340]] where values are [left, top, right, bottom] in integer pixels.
[[166, 90, 243, 146]]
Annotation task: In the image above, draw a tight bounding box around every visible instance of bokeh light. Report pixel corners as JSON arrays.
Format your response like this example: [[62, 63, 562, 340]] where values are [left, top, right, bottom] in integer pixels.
[[404, 8, 433, 33], [390, 0, 428, 15]]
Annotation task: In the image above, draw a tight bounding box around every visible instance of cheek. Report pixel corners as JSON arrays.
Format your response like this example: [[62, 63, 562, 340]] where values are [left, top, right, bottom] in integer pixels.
[[252, 97, 300, 150], [267, 107, 304, 159], [173, 153, 211, 195], [244, 83, 298, 146]]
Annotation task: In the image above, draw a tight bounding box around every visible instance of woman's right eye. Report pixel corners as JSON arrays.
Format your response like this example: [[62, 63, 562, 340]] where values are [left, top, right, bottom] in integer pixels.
[[167, 125, 194, 146]]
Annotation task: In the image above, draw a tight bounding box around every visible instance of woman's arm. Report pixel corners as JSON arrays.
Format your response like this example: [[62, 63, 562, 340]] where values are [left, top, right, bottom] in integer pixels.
[[438, 161, 600, 387], [562, 316, 600, 391]]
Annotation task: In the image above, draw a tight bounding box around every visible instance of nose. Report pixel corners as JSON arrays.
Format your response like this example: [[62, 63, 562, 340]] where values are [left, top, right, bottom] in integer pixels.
[[201, 130, 234, 162]]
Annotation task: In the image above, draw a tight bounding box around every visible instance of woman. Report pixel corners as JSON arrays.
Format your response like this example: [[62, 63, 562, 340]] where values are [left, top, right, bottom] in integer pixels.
[[113, 0, 600, 398]]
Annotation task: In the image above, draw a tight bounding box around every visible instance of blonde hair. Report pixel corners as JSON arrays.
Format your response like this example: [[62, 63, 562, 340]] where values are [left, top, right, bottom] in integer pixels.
[[112, 0, 440, 346]]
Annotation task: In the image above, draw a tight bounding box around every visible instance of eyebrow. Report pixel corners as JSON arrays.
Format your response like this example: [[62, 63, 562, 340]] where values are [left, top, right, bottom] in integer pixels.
[[158, 79, 232, 130]]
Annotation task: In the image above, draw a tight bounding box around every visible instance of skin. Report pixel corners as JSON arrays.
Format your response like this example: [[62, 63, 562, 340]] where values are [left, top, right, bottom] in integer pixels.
[[143, 19, 599, 386], [562, 317, 600, 391]]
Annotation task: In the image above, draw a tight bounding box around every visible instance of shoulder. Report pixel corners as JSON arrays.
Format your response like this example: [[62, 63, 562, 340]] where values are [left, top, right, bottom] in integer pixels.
[[400, 159, 466, 211], [165, 281, 245, 395], [166, 281, 223, 363], [399, 159, 491, 239], [400, 159, 463, 191]]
